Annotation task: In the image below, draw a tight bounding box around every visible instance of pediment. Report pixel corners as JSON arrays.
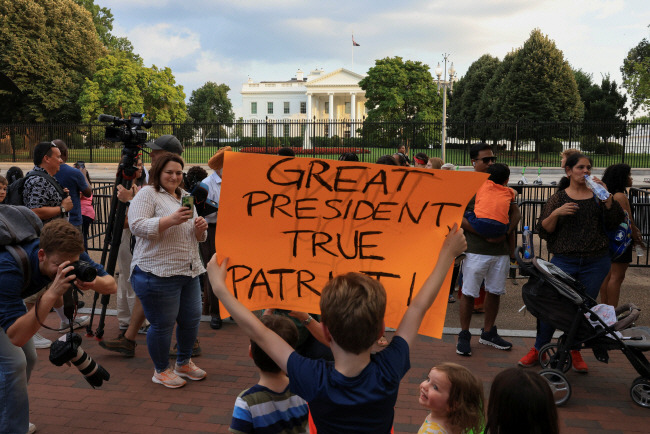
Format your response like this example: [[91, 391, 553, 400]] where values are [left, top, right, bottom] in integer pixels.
[[307, 68, 365, 87]]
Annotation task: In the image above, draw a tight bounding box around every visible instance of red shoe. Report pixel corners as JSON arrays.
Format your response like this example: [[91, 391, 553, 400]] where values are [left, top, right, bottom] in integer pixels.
[[571, 350, 588, 373], [518, 347, 539, 367]]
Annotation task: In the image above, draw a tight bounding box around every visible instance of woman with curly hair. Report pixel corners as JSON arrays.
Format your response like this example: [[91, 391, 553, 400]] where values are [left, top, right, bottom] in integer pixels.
[[600, 163, 643, 307]]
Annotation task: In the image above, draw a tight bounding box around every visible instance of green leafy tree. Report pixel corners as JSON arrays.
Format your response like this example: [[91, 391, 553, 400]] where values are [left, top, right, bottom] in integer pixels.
[[449, 54, 501, 121], [78, 52, 186, 123], [489, 29, 583, 158], [621, 34, 650, 113], [0, 0, 104, 123], [359, 57, 441, 148], [575, 71, 628, 144], [73, 0, 141, 62], [187, 82, 234, 146]]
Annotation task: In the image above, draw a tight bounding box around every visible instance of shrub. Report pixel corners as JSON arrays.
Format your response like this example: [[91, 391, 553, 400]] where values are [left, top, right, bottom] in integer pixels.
[[579, 134, 601, 153], [539, 137, 563, 153], [596, 141, 623, 154]]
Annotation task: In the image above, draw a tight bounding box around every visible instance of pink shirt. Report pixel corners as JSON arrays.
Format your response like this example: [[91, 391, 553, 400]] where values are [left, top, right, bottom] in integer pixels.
[[80, 193, 95, 220]]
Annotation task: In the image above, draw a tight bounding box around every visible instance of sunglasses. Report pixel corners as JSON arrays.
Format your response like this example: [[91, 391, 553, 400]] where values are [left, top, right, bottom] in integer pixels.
[[474, 156, 496, 164]]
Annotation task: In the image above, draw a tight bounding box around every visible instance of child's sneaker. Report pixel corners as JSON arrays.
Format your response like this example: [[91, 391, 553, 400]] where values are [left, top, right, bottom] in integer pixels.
[[174, 360, 206, 381], [479, 326, 512, 350], [518, 347, 540, 367], [152, 368, 187, 388], [59, 316, 90, 332], [456, 330, 472, 356]]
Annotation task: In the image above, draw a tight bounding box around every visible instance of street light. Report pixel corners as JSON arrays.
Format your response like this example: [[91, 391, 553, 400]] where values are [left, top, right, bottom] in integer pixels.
[[435, 54, 456, 163]]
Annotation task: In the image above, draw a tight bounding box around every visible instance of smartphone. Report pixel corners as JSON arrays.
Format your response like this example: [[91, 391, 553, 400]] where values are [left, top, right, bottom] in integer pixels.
[[182, 195, 194, 214], [75, 161, 85, 169]]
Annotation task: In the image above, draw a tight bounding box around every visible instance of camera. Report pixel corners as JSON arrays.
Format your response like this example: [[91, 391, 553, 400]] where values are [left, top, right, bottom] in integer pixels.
[[50, 332, 110, 388], [66, 260, 97, 282], [99, 113, 152, 179]]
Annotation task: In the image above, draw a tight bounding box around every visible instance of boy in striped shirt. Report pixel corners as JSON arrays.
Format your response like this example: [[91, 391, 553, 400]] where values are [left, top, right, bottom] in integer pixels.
[[230, 315, 308, 434]]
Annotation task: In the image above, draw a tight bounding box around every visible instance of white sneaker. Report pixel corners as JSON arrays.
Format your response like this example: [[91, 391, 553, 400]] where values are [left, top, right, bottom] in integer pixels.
[[32, 333, 52, 349], [59, 316, 90, 333], [27, 422, 36, 433]]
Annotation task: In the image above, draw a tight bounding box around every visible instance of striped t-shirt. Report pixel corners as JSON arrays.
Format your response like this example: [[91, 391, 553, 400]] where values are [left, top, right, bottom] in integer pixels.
[[229, 384, 308, 434]]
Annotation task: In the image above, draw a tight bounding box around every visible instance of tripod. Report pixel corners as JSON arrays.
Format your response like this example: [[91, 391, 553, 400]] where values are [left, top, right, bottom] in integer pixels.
[[86, 151, 142, 339]]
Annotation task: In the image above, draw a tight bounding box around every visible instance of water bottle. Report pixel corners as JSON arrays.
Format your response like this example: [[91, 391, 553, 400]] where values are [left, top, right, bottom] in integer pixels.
[[518, 166, 528, 185], [584, 175, 611, 201], [522, 226, 534, 259], [635, 244, 645, 257]]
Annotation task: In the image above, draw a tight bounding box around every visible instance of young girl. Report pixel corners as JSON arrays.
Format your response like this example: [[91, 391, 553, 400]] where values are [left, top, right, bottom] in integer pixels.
[[418, 362, 484, 434]]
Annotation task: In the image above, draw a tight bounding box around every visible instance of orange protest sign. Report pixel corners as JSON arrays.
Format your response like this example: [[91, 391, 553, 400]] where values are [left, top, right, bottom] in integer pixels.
[[215, 152, 487, 337]]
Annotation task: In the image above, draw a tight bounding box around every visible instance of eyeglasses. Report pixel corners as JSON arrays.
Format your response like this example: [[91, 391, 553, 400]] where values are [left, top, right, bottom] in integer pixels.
[[474, 156, 496, 164]]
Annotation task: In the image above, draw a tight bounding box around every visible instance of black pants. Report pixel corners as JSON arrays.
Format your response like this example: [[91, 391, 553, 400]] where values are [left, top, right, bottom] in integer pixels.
[[199, 223, 220, 317]]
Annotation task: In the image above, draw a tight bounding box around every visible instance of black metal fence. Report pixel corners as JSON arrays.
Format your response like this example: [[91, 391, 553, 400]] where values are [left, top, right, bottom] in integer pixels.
[[2, 119, 649, 167]]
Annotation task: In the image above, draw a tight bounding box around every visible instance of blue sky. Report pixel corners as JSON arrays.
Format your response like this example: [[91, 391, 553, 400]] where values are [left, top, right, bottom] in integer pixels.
[[105, 0, 650, 117]]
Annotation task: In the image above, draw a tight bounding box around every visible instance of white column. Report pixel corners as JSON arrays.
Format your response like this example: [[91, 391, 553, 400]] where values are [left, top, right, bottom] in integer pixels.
[[350, 93, 356, 138], [305, 93, 312, 149], [328, 93, 334, 137]]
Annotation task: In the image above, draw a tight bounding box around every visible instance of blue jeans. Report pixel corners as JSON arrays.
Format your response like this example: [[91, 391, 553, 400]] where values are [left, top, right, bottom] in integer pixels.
[[534, 253, 611, 350], [0, 329, 37, 434], [131, 266, 201, 372]]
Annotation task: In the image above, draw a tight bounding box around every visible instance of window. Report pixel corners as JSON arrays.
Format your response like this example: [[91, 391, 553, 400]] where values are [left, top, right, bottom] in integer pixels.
[[300, 102, 306, 114], [251, 124, 258, 138], [284, 124, 290, 137], [251, 102, 257, 114], [267, 102, 273, 114], [345, 102, 351, 114], [284, 102, 290, 114], [325, 102, 329, 115]]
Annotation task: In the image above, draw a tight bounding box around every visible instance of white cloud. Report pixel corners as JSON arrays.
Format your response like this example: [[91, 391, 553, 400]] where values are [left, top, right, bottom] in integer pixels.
[[113, 22, 201, 68]]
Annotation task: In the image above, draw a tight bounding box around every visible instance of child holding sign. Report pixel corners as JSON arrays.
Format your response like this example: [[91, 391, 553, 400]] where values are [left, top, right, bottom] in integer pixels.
[[207, 224, 466, 434]]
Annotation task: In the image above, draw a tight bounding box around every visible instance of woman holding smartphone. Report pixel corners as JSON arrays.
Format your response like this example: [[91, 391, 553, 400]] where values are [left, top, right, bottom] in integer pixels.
[[128, 152, 208, 388]]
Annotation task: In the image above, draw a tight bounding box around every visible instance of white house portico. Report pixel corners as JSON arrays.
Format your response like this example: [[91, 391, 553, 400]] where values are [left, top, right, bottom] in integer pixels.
[[241, 68, 367, 145]]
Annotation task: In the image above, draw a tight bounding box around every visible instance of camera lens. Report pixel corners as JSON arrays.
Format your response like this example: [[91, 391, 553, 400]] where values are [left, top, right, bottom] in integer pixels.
[[66, 261, 97, 282]]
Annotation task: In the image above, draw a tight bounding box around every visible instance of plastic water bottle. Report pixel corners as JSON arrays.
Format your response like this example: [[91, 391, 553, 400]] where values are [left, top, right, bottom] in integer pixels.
[[522, 226, 534, 259], [518, 166, 528, 185], [584, 175, 611, 201], [635, 244, 645, 257]]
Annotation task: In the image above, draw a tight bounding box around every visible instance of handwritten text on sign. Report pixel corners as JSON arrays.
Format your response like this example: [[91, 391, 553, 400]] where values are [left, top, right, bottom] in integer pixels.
[[215, 152, 487, 337]]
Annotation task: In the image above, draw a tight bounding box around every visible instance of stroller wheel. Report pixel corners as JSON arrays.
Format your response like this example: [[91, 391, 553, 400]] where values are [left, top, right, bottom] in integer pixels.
[[539, 343, 572, 373], [539, 369, 571, 406], [630, 377, 650, 408]]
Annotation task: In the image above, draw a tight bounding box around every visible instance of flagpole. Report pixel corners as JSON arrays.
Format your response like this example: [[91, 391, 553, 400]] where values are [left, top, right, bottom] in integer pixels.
[[351, 33, 354, 69]]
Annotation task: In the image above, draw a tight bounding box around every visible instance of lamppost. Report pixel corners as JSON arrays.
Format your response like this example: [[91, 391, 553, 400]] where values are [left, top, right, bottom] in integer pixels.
[[435, 54, 456, 163]]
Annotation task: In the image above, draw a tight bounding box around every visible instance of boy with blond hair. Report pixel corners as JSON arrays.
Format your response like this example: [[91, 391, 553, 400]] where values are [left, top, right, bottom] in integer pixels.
[[208, 225, 466, 433]]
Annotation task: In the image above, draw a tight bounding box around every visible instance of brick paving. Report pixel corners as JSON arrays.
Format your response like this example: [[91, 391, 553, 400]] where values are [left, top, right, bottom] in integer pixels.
[[27, 312, 649, 434]]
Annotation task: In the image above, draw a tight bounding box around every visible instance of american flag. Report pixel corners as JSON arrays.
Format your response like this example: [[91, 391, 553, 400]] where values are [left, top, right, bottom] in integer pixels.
[[352, 35, 360, 47]]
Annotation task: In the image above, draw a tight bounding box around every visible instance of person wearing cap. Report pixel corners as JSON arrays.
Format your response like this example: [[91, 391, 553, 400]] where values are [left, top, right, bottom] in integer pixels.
[[199, 146, 231, 330]]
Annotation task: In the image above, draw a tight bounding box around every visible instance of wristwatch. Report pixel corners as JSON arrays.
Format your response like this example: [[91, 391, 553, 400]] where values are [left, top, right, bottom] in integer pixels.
[[302, 315, 313, 326], [60, 205, 66, 216]]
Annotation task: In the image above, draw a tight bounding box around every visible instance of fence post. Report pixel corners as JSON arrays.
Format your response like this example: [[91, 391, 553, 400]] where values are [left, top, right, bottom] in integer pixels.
[[622, 120, 627, 164], [88, 124, 93, 163]]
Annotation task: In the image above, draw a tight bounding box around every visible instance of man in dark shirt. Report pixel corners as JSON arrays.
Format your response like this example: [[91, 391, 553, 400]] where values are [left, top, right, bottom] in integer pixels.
[[0, 219, 116, 434], [53, 139, 92, 232], [23, 141, 73, 223]]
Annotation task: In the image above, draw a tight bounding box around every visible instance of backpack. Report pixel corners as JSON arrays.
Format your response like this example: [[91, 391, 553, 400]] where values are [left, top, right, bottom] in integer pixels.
[[0, 205, 43, 293], [606, 210, 633, 260], [6, 170, 66, 206]]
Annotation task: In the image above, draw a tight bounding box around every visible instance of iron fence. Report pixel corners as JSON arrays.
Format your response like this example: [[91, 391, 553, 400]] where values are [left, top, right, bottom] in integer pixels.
[[2, 119, 649, 167]]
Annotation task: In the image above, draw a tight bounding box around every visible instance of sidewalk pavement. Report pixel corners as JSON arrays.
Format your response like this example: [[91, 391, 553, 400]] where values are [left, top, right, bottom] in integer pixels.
[[28, 312, 648, 433]]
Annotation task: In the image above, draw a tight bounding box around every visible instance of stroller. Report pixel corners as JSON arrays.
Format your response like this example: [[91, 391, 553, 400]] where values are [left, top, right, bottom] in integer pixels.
[[516, 248, 650, 407]]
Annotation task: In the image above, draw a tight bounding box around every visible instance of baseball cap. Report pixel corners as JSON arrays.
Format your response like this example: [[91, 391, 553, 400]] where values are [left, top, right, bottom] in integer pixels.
[[146, 135, 183, 155]]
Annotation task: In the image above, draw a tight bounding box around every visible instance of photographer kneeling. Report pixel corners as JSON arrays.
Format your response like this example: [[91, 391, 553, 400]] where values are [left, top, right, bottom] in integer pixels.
[[0, 219, 116, 434]]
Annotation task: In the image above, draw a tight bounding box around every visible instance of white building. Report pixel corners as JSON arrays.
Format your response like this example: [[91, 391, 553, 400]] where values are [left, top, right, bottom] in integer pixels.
[[240, 68, 367, 142]]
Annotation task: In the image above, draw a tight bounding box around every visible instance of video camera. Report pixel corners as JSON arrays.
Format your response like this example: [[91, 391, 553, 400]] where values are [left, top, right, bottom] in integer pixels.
[[50, 332, 110, 388], [99, 113, 152, 179]]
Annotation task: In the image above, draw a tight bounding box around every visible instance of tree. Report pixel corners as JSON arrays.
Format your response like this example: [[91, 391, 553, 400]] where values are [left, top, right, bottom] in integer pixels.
[[487, 29, 583, 158], [187, 82, 234, 146], [0, 0, 105, 123], [77, 52, 187, 124], [448, 54, 501, 121], [574, 71, 628, 143], [621, 34, 650, 113], [73, 0, 141, 62], [359, 57, 441, 148]]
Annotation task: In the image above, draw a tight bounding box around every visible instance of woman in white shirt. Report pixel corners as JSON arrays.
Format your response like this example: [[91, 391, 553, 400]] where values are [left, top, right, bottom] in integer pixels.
[[129, 152, 208, 389]]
